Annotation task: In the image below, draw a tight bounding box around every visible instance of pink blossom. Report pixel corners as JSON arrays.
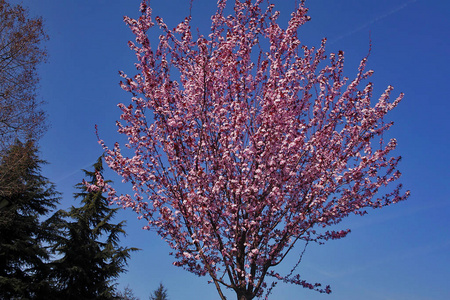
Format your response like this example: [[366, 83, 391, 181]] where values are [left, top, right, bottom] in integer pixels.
[[98, 1, 409, 299]]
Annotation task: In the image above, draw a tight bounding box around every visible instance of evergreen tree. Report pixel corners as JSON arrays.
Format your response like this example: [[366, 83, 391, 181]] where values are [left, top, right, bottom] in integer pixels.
[[149, 283, 169, 300], [0, 140, 60, 299], [49, 157, 138, 300], [115, 285, 140, 300]]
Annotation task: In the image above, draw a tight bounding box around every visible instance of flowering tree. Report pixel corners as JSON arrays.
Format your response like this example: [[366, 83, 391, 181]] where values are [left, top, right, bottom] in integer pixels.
[[99, 0, 409, 299]]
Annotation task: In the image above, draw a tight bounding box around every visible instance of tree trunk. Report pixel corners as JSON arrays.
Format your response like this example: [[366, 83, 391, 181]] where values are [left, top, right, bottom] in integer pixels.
[[236, 291, 253, 300]]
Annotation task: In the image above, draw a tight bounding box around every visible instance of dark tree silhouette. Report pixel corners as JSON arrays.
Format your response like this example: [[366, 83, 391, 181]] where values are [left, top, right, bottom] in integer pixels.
[[115, 284, 140, 300], [49, 157, 138, 300], [0, 140, 60, 299], [149, 283, 169, 300]]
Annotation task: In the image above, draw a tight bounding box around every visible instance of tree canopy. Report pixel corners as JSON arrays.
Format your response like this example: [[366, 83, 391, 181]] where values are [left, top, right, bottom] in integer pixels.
[[48, 157, 139, 299], [149, 283, 169, 300], [98, 0, 409, 299], [0, 0, 48, 155], [0, 140, 60, 299]]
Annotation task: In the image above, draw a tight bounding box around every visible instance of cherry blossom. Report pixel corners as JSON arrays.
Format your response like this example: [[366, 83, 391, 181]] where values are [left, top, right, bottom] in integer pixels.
[[99, 1, 409, 299]]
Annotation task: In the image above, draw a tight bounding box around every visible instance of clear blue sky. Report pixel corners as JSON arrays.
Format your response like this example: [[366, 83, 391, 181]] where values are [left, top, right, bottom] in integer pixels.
[[11, 0, 450, 299]]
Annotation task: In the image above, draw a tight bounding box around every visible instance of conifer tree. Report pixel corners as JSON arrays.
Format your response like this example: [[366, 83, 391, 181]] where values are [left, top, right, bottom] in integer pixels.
[[115, 285, 140, 300], [149, 283, 169, 300], [0, 140, 60, 299], [49, 157, 138, 300]]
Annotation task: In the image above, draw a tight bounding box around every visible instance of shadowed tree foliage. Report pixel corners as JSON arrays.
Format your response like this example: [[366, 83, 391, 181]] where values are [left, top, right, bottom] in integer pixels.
[[149, 283, 169, 300], [115, 284, 140, 300], [0, 0, 48, 156], [48, 157, 139, 300], [0, 140, 60, 299]]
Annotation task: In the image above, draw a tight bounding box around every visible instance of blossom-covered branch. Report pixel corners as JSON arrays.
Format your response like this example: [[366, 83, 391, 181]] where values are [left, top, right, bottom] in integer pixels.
[[99, 1, 409, 299]]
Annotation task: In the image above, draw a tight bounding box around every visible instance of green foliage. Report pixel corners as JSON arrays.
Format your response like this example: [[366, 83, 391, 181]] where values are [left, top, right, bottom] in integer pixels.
[[49, 156, 139, 299], [0, 140, 60, 299], [149, 283, 169, 300], [115, 285, 140, 300]]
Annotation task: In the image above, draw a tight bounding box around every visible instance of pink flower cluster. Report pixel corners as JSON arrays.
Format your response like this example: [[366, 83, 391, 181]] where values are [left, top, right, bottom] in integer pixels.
[[99, 0, 409, 298]]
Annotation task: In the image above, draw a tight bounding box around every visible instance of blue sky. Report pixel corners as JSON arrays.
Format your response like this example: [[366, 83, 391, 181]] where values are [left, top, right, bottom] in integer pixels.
[[11, 0, 450, 299]]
